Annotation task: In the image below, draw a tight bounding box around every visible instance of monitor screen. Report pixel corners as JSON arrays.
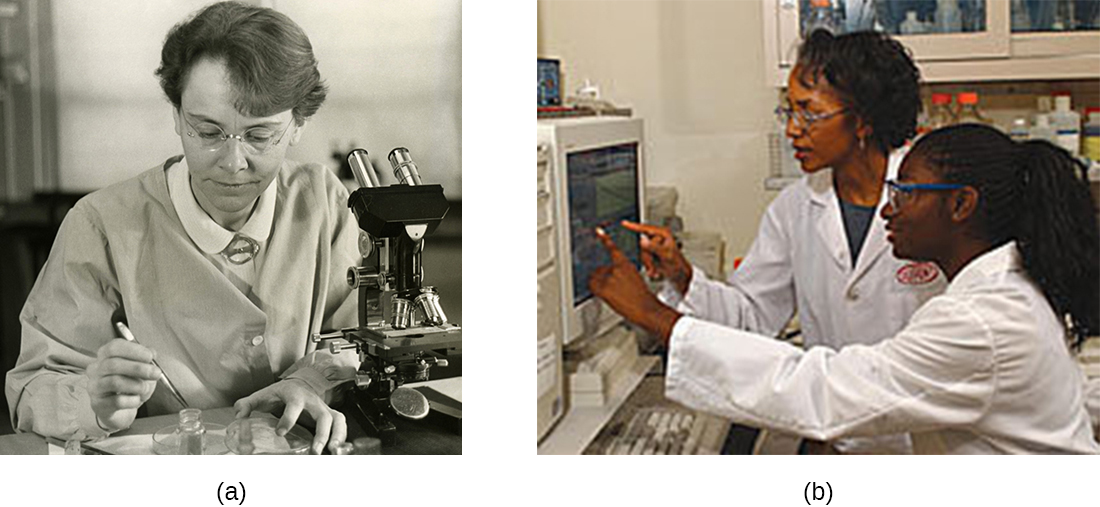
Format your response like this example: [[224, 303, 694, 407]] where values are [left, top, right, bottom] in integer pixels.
[[538, 58, 561, 107], [567, 142, 642, 305]]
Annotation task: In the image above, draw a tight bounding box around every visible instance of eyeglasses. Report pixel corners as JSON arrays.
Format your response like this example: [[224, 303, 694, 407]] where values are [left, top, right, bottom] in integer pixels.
[[775, 105, 847, 129], [182, 113, 293, 154], [886, 179, 965, 210]]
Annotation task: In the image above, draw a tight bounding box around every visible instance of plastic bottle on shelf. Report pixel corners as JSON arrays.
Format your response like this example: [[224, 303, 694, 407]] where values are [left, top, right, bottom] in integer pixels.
[[1083, 108, 1100, 162], [1052, 0, 1075, 30], [1029, 114, 1056, 144], [936, 0, 963, 32], [1011, 0, 1031, 31], [954, 92, 992, 126], [965, 0, 987, 31], [1009, 117, 1030, 142], [1049, 93, 1081, 156], [805, 0, 839, 35], [928, 92, 957, 130], [900, 11, 925, 34]]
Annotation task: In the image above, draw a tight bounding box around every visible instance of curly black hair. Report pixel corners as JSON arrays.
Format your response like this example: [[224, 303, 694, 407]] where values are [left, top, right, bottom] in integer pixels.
[[911, 124, 1100, 349], [155, 1, 327, 125], [795, 29, 922, 153]]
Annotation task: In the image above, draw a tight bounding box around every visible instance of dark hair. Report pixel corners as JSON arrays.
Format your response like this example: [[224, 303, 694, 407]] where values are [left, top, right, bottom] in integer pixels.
[[795, 29, 921, 153], [911, 124, 1100, 348], [155, 1, 327, 125]]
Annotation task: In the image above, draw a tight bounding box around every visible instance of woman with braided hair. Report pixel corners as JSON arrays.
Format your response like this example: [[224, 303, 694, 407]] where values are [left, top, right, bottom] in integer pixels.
[[590, 123, 1099, 453]]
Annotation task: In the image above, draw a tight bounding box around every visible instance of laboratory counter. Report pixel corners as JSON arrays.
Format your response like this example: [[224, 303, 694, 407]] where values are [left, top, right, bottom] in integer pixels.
[[0, 377, 461, 455]]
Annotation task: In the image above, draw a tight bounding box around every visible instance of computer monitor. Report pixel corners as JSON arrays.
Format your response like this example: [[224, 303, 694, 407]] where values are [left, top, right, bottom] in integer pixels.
[[537, 117, 645, 346]]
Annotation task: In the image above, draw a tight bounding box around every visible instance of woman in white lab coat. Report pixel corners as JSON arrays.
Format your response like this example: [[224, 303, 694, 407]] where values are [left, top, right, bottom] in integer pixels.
[[591, 123, 1100, 453], [627, 30, 943, 453]]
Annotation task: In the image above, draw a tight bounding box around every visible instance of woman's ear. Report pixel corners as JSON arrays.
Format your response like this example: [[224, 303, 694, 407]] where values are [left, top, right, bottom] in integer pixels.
[[854, 116, 873, 150], [289, 119, 308, 147], [172, 108, 182, 137], [951, 186, 980, 223]]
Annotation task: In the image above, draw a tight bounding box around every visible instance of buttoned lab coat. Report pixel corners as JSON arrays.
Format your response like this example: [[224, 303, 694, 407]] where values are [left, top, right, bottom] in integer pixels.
[[5, 158, 361, 439], [667, 242, 1100, 454], [661, 151, 945, 452]]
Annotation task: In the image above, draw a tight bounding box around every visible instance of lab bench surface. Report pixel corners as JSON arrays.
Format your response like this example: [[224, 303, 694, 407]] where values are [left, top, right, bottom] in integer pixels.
[[0, 378, 461, 455]]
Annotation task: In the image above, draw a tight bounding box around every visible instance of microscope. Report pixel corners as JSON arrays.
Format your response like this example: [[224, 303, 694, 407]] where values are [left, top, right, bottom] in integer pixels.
[[312, 147, 461, 446]]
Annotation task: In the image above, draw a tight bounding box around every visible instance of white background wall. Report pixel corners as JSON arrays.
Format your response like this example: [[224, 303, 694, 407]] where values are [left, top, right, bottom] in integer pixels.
[[538, 0, 780, 264], [52, 0, 462, 198]]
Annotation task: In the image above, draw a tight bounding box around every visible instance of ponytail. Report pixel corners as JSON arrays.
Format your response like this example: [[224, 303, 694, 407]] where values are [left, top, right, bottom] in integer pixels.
[[912, 124, 1099, 349], [1014, 141, 1099, 348]]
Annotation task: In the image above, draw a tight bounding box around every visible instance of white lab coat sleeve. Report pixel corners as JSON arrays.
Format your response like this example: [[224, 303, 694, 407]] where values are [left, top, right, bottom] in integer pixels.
[[676, 195, 796, 337], [4, 204, 120, 440], [281, 169, 360, 403], [656, 279, 685, 308], [665, 295, 996, 441]]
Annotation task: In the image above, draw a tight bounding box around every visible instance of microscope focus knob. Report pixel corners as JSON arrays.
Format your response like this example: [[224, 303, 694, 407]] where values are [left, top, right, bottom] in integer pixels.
[[358, 231, 374, 258], [329, 341, 359, 354]]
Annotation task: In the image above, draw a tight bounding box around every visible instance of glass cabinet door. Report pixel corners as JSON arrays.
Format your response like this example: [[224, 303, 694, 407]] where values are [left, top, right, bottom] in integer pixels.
[[766, 0, 1100, 84], [776, 0, 1009, 66], [799, 0, 991, 37], [1010, 0, 1100, 32]]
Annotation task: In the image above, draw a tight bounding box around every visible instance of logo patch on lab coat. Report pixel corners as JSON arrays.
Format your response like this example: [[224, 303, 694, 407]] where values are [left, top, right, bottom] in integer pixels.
[[896, 262, 939, 285]]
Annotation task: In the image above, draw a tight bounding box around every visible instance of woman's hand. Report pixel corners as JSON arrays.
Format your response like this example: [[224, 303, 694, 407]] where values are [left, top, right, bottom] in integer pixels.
[[589, 227, 681, 344], [234, 379, 347, 455], [621, 221, 693, 295], [85, 339, 161, 432]]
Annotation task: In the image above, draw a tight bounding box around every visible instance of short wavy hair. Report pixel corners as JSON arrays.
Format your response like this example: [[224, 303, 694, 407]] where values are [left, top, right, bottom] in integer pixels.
[[155, 1, 327, 125], [795, 29, 921, 153]]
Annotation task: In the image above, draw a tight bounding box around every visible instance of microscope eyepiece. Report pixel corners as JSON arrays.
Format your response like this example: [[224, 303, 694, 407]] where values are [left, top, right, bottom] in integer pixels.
[[347, 149, 380, 188], [388, 147, 423, 186]]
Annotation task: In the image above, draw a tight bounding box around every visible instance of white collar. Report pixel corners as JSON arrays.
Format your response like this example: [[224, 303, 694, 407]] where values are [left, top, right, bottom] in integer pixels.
[[947, 241, 1022, 293], [167, 157, 276, 254]]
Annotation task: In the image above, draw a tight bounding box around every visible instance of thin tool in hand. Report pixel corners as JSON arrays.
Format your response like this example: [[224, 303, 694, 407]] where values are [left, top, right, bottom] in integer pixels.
[[112, 316, 190, 409]]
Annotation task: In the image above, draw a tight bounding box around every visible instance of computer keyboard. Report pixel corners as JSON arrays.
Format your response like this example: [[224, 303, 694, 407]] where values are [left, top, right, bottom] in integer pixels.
[[602, 407, 724, 455]]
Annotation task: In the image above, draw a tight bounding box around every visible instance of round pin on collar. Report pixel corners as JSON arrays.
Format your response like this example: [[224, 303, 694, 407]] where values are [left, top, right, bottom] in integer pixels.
[[222, 234, 260, 264]]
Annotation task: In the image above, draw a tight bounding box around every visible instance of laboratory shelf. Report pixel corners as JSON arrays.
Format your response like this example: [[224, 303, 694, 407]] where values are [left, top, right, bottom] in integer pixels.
[[537, 355, 660, 455]]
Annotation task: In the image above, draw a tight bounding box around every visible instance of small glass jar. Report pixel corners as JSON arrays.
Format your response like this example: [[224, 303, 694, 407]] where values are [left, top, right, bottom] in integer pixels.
[[177, 408, 206, 455]]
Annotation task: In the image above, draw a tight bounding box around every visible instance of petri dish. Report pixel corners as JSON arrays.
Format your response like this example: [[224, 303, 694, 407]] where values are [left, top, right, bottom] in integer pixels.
[[225, 413, 312, 455], [152, 423, 228, 455]]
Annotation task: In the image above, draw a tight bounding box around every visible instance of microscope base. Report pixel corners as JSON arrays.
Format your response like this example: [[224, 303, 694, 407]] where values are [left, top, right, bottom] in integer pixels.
[[347, 392, 398, 447]]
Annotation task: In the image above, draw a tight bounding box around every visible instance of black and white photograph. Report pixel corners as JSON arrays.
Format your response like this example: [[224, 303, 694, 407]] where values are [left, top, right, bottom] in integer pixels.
[[0, 0, 462, 462]]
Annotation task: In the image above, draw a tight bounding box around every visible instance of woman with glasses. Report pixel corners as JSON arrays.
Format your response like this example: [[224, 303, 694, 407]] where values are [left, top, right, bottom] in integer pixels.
[[609, 30, 941, 453], [6, 2, 356, 455], [591, 123, 1099, 453]]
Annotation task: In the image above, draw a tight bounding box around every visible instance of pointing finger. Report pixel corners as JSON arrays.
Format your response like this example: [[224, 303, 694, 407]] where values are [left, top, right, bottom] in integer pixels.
[[594, 227, 627, 263], [621, 220, 673, 240]]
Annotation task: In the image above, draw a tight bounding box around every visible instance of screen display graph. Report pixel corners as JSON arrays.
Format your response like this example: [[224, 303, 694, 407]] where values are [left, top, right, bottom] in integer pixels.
[[567, 142, 641, 305]]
